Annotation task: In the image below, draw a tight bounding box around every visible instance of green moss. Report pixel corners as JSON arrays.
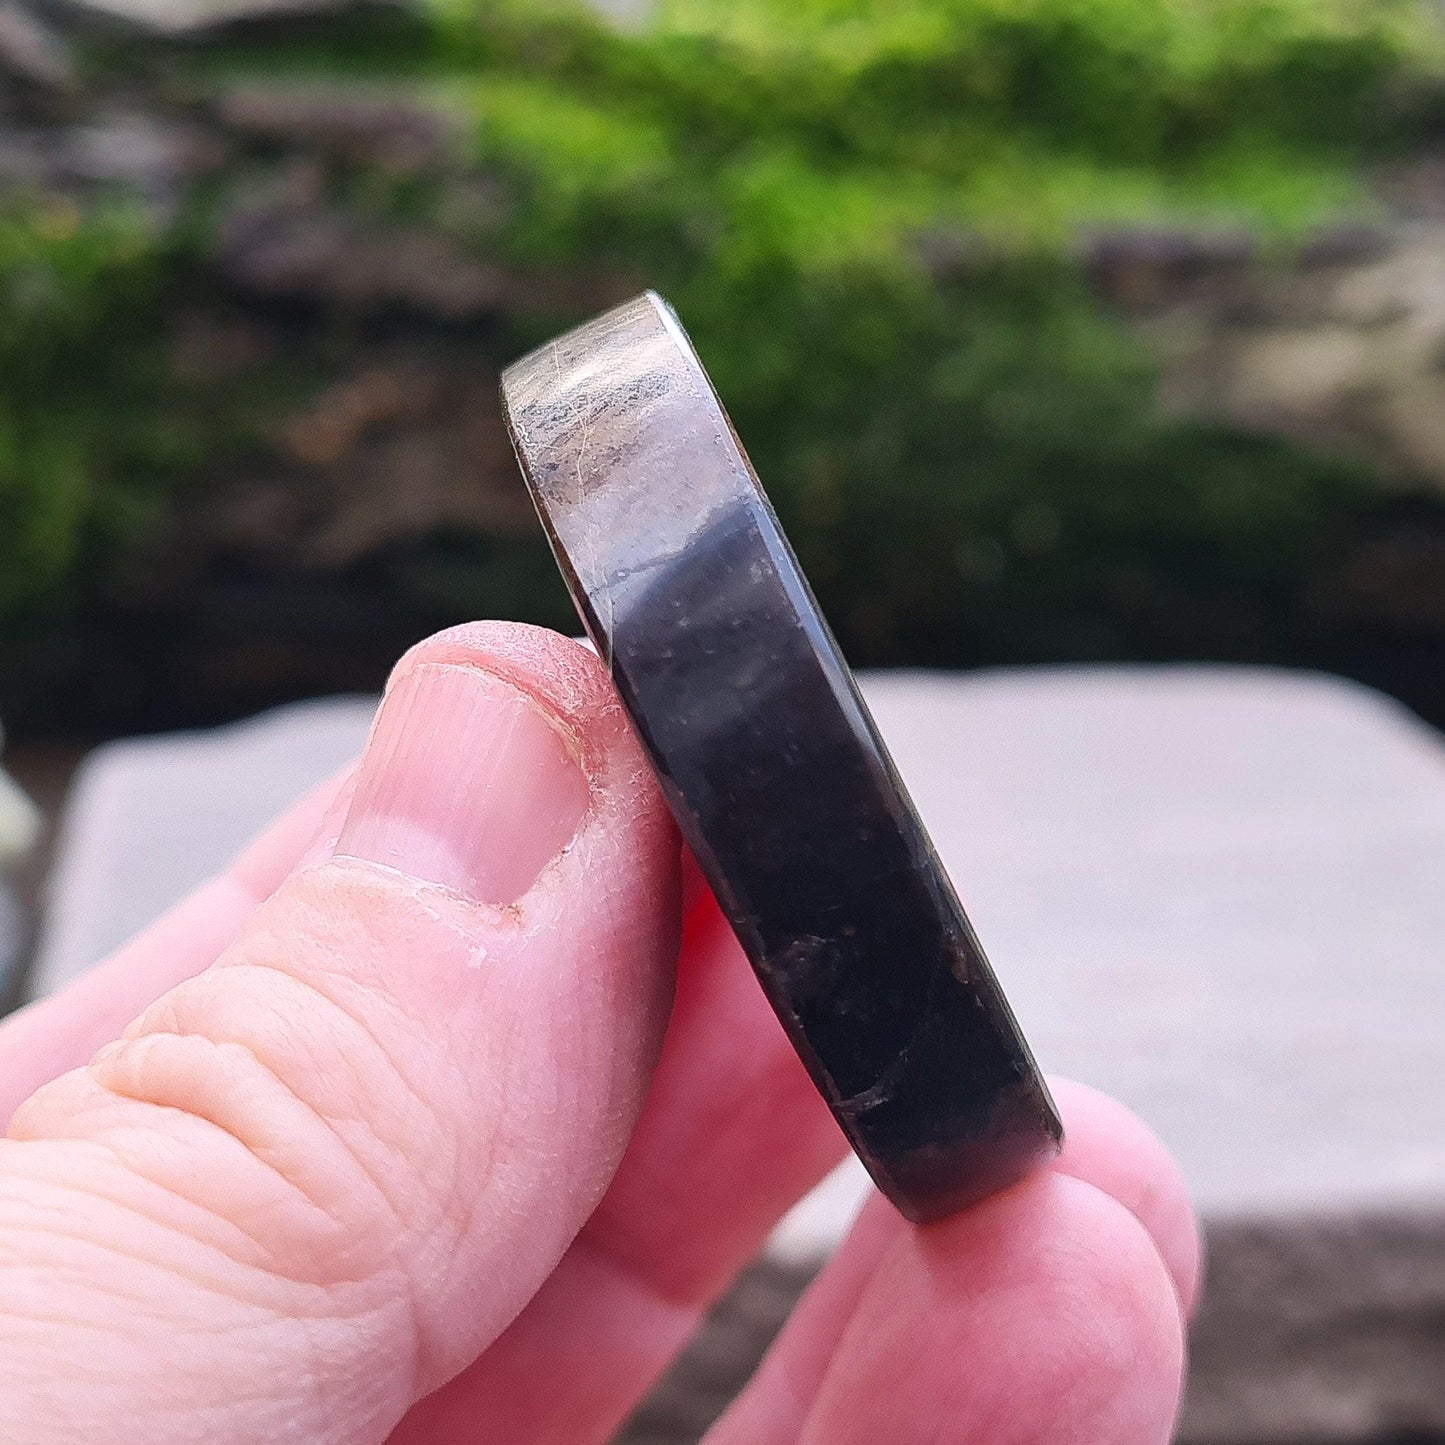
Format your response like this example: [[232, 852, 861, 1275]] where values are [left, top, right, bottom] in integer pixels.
[[7, 0, 1442, 699], [434, 0, 1438, 236], [0, 202, 193, 619], [398, 0, 1412, 660]]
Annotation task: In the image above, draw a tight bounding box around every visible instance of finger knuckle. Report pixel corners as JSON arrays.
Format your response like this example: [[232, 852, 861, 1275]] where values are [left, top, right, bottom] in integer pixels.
[[52, 960, 453, 1294]]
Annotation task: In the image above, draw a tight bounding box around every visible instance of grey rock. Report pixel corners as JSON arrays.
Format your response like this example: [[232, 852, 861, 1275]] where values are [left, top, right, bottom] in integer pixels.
[[0, 106, 205, 214], [62, 0, 376, 34], [1140, 221, 1445, 499], [164, 350, 537, 577], [215, 203, 514, 317], [62, 0, 628, 34], [918, 207, 1445, 505], [1081, 225, 1257, 312], [1187, 1211, 1445, 1442], [216, 84, 455, 172], [0, 3, 74, 91]]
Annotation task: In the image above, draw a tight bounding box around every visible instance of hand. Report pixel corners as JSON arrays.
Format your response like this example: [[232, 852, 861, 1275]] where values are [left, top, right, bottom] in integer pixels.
[[0, 623, 1198, 1443]]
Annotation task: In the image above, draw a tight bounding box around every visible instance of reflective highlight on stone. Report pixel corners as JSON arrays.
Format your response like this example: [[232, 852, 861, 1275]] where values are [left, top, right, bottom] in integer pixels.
[[501, 292, 1061, 1222]]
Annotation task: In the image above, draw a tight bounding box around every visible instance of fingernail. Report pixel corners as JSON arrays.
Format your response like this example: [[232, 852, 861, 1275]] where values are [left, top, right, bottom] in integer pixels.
[[336, 662, 589, 903]]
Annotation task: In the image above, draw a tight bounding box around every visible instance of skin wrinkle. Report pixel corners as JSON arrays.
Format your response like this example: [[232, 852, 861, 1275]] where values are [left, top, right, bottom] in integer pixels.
[[0, 1239, 356, 1354], [0, 1243, 406, 1445], [192, 955, 437, 1145], [0, 1211, 244, 1314], [339, 639, 673, 1388], [214, 885, 516, 1186], [357, 1258, 430, 1424], [0, 1304, 370, 1445], [88, 1033, 408, 1276], [101, 1012, 405, 1226], [7, 922, 444, 1298], [149, 953, 449, 1229], [254, 1302, 413, 1444], [1, 1132, 328, 1287], [0, 1178, 344, 1317]]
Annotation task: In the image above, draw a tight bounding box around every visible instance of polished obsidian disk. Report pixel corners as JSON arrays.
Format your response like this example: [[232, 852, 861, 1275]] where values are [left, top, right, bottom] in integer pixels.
[[501, 291, 1061, 1223]]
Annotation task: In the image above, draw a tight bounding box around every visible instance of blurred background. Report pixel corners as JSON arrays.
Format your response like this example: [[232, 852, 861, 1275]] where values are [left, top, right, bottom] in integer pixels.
[[3, 0, 1445, 738], [2, 0, 1445, 1440]]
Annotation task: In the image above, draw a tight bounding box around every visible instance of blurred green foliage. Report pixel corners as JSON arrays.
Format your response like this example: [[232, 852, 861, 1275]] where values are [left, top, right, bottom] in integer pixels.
[[440, 0, 1429, 242], [7, 0, 1445, 703], [416, 0, 1439, 660], [0, 203, 196, 619]]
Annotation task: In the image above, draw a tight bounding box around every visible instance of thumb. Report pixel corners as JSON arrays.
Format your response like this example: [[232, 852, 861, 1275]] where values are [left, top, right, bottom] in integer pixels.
[[0, 623, 681, 1443]]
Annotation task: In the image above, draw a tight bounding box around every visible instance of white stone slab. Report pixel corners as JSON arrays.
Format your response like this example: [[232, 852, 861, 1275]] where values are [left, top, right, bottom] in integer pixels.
[[28, 666, 1445, 1441], [778, 665, 1445, 1232], [33, 665, 1445, 1213], [30, 696, 376, 997]]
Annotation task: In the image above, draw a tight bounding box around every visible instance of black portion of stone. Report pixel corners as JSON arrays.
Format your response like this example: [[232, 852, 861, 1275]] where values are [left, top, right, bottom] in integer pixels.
[[501, 291, 1061, 1222]]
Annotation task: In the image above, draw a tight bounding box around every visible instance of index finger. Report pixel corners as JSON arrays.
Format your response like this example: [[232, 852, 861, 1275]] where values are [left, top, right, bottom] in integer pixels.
[[707, 1087, 1197, 1445]]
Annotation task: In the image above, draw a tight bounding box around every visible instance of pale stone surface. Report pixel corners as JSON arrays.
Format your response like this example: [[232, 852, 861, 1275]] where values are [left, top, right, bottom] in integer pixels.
[[758, 667, 1445, 1444], [28, 666, 1445, 1441], [0, 769, 39, 865], [30, 696, 375, 996], [867, 667, 1445, 1224]]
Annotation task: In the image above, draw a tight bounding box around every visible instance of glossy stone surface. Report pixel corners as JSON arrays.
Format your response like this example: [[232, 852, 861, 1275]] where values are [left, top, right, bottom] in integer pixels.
[[501, 292, 1061, 1222]]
